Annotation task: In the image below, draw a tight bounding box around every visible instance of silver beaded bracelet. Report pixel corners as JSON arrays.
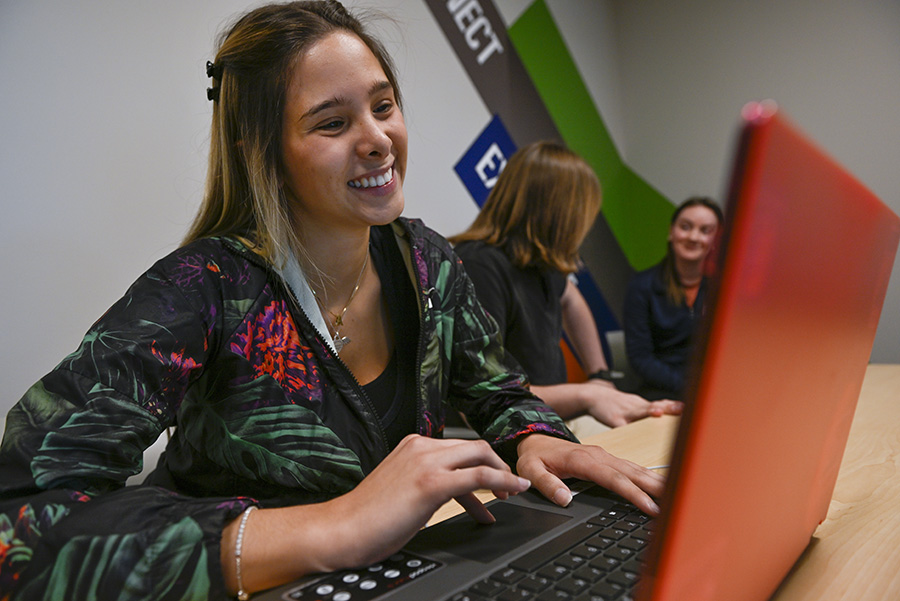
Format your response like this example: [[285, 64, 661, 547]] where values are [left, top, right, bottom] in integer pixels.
[[235, 505, 258, 601]]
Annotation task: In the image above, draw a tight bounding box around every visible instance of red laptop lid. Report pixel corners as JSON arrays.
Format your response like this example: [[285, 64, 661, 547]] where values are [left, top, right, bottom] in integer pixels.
[[636, 102, 900, 601]]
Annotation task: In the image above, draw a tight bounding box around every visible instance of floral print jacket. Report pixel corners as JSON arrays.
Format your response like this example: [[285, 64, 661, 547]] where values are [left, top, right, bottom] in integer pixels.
[[0, 218, 574, 600]]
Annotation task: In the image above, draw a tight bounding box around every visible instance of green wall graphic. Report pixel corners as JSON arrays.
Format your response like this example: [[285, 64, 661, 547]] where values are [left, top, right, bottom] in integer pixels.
[[509, 0, 674, 271]]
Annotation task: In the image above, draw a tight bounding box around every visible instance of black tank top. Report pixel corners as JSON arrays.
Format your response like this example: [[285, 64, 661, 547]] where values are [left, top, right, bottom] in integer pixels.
[[360, 225, 419, 449]]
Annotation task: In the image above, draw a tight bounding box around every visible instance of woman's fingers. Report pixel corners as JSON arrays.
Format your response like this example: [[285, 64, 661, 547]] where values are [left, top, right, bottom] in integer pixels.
[[527, 467, 575, 507], [647, 400, 684, 417], [454, 492, 495, 524], [579, 459, 663, 516], [516, 435, 665, 516], [329, 435, 533, 569], [361, 435, 530, 524]]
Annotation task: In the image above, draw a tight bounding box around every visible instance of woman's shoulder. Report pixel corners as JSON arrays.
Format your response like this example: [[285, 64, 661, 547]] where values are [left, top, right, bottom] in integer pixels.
[[147, 236, 272, 292], [393, 217, 453, 251], [634, 261, 665, 281], [627, 262, 665, 293], [390, 217, 477, 273], [453, 239, 508, 266], [159, 236, 267, 268]]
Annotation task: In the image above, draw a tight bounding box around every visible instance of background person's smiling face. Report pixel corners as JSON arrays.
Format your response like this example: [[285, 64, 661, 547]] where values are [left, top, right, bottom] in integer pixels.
[[669, 205, 719, 264]]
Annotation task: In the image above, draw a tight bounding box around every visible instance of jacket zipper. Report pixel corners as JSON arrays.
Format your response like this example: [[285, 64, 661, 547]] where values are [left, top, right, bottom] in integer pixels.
[[285, 279, 391, 459], [413, 279, 428, 438]]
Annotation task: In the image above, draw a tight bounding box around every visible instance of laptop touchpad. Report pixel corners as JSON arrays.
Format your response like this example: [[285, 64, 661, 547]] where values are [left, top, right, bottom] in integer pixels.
[[408, 502, 571, 563]]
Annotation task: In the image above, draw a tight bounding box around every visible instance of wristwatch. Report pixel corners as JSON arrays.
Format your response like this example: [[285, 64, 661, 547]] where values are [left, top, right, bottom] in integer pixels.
[[587, 369, 625, 382]]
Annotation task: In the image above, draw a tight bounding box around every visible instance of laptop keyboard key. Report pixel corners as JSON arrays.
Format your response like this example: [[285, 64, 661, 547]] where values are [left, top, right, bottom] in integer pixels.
[[618, 537, 646, 552], [517, 574, 553, 593], [469, 579, 505, 597], [555, 577, 590, 595], [589, 555, 620, 571], [586, 515, 614, 527], [572, 565, 606, 582], [598, 528, 627, 540], [491, 567, 526, 585], [585, 536, 614, 549], [571, 542, 602, 559], [536, 589, 575, 600], [590, 581, 625, 599], [602, 546, 634, 561], [509, 524, 598, 572], [611, 520, 640, 532], [556, 555, 587, 570], [537, 563, 570, 581], [607, 570, 639, 588], [496, 589, 533, 601]]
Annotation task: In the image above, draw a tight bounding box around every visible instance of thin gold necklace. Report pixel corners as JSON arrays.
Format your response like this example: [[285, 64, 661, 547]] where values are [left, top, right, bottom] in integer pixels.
[[310, 251, 369, 352]]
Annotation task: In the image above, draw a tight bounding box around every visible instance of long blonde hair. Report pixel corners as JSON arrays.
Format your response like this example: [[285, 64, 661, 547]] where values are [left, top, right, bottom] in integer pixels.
[[450, 141, 602, 273], [183, 1, 402, 266]]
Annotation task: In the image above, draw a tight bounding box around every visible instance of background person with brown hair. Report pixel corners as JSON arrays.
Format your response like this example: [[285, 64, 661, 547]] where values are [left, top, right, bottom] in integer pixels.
[[452, 142, 682, 428]]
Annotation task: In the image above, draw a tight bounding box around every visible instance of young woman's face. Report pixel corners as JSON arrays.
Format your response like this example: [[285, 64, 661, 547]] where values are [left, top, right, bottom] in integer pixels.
[[281, 31, 407, 237], [669, 205, 720, 263]]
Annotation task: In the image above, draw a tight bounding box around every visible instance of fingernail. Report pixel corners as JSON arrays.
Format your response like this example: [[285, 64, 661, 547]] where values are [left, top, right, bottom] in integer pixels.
[[518, 477, 531, 490], [648, 501, 661, 515], [552, 488, 572, 507]]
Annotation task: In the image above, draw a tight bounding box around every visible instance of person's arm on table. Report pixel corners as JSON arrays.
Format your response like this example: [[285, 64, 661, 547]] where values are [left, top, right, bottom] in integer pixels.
[[536, 279, 682, 427], [531, 381, 681, 427]]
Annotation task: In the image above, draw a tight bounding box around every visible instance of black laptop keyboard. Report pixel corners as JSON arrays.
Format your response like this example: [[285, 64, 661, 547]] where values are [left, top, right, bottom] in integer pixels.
[[278, 500, 651, 601], [450, 503, 653, 601]]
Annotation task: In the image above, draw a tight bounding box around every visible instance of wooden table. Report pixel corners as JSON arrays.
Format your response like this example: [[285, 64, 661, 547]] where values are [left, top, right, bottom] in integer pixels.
[[429, 364, 900, 599], [769, 364, 900, 600]]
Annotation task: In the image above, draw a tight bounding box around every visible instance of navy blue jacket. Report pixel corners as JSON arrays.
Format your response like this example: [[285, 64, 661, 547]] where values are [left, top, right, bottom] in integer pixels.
[[623, 263, 707, 399]]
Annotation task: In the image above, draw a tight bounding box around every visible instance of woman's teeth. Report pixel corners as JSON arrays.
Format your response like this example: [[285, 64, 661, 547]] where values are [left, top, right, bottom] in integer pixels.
[[349, 167, 393, 189]]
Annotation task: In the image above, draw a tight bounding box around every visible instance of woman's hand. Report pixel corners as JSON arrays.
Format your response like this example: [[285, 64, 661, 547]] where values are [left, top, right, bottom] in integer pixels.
[[328, 434, 531, 566], [223, 434, 531, 595], [515, 434, 665, 516], [530, 382, 681, 428], [581, 380, 682, 427]]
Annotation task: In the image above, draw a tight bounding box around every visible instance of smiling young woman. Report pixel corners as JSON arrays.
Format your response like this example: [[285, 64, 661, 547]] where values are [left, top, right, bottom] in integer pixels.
[[0, 3, 666, 599], [623, 196, 724, 400]]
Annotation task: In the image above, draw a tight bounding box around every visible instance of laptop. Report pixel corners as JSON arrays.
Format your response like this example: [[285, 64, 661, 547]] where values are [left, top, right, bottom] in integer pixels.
[[257, 102, 900, 601]]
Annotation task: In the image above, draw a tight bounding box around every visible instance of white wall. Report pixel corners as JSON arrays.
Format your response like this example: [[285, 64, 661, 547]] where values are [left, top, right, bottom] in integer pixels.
[[611, 0, 900, 362]]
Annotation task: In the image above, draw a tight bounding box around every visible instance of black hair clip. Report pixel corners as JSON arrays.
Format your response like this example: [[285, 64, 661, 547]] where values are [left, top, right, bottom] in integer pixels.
[[206, 60, 223, 79], [206, 60, 223, 102]]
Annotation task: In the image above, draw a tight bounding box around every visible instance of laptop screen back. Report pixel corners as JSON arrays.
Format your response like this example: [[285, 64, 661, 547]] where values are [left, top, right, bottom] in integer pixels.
[[636, 102, 900, 601]]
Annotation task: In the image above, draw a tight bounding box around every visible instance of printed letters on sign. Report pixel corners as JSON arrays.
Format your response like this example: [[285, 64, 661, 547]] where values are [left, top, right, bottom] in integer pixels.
[[454, 115, 517, 207], [475, 143, 506, 189], [447, 0, 504, 65]]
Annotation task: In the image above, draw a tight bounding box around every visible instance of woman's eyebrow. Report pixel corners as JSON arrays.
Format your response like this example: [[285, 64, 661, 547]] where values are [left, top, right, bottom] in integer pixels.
[[301, 96, 347, 122], [369, 79, 392, 96], [299, 81, 393, 122]]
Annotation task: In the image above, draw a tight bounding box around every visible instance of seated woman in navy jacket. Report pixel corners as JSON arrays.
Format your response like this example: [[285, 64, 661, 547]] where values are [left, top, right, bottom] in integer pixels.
[[623, 197, 724, 400]]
